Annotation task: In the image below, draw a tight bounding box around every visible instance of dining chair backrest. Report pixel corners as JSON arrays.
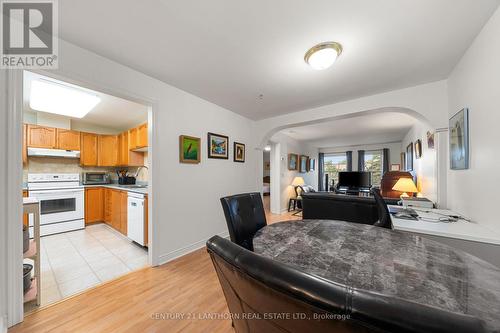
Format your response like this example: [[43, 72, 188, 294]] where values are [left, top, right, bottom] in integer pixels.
[[371, 188, 392, 229], [220, 192, 267, 251]]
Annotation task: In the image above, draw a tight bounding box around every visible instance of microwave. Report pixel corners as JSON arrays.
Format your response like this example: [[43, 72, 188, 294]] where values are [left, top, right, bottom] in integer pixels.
[[82, 172, 110, 185]]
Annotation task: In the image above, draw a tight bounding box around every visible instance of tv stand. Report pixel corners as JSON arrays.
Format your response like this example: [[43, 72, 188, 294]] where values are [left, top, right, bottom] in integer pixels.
[[336, 187, 371, 196]]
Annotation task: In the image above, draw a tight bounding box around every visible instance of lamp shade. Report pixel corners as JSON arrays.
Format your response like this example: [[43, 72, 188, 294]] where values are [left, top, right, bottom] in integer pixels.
[[392, 178, 418, 193], [291, 176, 305, 186]]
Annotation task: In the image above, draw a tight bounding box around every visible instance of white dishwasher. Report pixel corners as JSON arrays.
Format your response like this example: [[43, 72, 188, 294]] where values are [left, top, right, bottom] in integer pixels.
[[127, 192, 145, 246]]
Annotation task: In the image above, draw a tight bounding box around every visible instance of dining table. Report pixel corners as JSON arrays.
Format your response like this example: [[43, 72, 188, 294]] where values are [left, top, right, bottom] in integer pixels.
[[252, 219, 500, 332]]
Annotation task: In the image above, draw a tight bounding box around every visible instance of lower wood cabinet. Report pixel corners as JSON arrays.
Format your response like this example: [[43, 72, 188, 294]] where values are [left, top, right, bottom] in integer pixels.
[[23, 190, 28, 226], [84, 187, 147, 243]]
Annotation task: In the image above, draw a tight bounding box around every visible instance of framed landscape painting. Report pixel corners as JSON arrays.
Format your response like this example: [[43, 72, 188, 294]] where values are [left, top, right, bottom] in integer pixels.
[[233, 142, 245, 162], [299, 155, 308, 173], [207, 132, 229, 159], [307, 158, 316, 171], [288, 154, 298, 170], [415, 139, 422, 159], [449, 108, 469, 170], [179, 135, 200, 164]]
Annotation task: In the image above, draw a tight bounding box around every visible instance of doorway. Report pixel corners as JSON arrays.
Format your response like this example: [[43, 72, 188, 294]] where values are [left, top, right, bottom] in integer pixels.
[[20, 70, 154, 314], [263, 145, 271, 213]]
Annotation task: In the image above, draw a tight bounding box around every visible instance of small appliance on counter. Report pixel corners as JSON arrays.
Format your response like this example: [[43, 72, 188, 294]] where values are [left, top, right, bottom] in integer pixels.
[[83, 172, 111, 185]]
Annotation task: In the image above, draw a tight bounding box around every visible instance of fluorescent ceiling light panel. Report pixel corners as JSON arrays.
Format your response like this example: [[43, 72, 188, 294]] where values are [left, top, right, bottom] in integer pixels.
[[29, 79, 101, 118]]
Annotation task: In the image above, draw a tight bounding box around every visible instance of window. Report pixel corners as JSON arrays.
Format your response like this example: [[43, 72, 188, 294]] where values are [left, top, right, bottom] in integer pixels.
[[324, 153, 347, 187], [364, 150, 383, 186]]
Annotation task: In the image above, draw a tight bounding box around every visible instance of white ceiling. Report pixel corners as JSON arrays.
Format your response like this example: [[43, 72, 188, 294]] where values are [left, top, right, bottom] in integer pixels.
[[23, 71, 148, 131], [58, 0, 499, 120], [281, 111, 416, 148]]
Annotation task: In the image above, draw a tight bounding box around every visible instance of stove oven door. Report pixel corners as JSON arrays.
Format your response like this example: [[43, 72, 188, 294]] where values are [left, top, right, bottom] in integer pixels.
[[29, 188, 84, 225]]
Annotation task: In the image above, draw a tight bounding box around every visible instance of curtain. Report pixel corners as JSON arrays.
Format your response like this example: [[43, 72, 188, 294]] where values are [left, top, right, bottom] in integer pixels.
[[357, 150, 365, 171], [318, 153, 325, 191], [346, 151, 353, 171], [382, 148, 390, 175]]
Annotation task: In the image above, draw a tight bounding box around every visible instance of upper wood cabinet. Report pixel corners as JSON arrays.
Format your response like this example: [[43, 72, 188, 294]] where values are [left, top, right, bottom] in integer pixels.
[[85, 188, 104, 224], [119, 131, 144, 166], [128, 127, 138, 150], [137, 123, 148, 148], [27, 125, 56, 149], [57, 129, 81, 151], [98, 135, 119, 167], [80, 132, 99, 166], [22, 124, 28, 165]]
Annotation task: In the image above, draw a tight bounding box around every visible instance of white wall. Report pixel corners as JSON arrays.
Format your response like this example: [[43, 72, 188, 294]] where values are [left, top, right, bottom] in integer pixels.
[[401, 124, 438, 203], [320, 142, 402, 172], [447, 6, 500, 230], [0, 70, 8, 332], [270, 132, 318, 213]]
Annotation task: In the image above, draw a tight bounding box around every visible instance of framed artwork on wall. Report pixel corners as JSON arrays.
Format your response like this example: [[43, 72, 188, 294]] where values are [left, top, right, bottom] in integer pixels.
[[391, 164, 401, 171], [179, 135, 201, 164], [427, 131, 435, 149], [449, 108, 469, 170], [207, 132, 229, 159], [415, 139, 422, 159], [307, 158, 316, 171], [299, 155, 308, 173], [288, 154, 298, 170], [233, 142, 245, 162], [406, 144, 413, 171]]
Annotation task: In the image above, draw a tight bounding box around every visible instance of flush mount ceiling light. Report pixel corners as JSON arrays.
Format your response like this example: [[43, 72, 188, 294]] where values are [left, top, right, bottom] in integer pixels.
[[30, 79, 101, 118], [264, 145, 272, 151], [304, 42, 343, 70]]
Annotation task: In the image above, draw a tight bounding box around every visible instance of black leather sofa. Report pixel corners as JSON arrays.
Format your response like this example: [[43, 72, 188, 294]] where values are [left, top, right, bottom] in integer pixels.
[[301, 192, 399, 224], [207, 235, 486, 333]]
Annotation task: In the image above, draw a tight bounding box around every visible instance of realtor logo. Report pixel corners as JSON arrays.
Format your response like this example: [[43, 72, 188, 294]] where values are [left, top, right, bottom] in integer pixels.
[[1, 0, 58, 68]]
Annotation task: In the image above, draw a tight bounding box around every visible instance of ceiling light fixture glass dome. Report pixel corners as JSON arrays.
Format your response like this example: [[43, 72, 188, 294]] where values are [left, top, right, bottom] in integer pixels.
[[304, 42, 343, 70]]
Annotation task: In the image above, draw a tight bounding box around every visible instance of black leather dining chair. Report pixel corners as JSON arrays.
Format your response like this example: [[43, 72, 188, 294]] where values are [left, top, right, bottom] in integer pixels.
[[220, 193, 267, 251], [372, 188, 392, 229]]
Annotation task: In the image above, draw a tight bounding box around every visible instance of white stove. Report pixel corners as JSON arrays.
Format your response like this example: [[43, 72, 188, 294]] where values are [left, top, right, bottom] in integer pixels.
[[28, 173, 85, 237]]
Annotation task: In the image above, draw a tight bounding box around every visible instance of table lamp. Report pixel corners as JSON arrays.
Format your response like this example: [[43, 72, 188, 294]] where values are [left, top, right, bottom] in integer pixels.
[[392, 178, 418, 198], [291, 176, 305, 196]]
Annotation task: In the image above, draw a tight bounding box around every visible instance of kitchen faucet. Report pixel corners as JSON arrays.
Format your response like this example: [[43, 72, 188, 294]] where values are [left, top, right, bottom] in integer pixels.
[[134, 166, 149, 178]]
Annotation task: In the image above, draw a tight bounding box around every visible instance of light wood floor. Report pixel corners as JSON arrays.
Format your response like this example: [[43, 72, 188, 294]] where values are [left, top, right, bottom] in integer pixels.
[[10, 195, 298, 333]]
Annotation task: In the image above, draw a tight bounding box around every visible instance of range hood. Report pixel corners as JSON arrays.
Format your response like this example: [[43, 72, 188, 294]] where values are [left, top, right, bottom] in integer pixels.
[[28, 148, 80, 159]]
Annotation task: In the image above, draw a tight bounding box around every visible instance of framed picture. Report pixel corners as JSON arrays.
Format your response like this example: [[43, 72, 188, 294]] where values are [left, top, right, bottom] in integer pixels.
[[391, 164, 401, 171], [450, 108, 469, 170], [415, 139, 422, 159], [400, 152, 406, 170], [179, 135, 201, 164], [406, 143, 413, 171], [307, 158, 316, 171], [233, 142, 245, 162], [207, 132, 229, 159], [288, 154, 298, 170], [427, 131, 435, 149], [299, 155, 308, 173]]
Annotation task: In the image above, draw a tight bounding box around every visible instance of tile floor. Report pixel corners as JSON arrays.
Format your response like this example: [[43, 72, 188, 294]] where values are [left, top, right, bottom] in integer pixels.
[[36, 223, 148, 307]]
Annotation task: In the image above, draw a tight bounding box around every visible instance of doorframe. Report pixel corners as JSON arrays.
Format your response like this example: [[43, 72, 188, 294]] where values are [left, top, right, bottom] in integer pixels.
[[6, 69, 160, 326]]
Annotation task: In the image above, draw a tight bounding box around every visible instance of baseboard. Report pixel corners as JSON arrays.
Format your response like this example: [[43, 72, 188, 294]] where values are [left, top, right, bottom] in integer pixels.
[[157, 231, 230, 266]]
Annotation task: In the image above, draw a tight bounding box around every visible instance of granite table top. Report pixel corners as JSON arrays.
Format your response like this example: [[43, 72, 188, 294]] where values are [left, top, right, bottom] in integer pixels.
[[253, 219, 500, 331]]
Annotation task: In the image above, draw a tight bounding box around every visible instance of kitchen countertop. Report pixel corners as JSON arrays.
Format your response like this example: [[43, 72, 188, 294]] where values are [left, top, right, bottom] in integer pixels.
[[253, 219, 500, 332], [82, 184, 148, 195]]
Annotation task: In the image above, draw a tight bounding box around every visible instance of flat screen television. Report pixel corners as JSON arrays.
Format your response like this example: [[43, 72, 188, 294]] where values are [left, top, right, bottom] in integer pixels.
[[338, 171, 371, 188]]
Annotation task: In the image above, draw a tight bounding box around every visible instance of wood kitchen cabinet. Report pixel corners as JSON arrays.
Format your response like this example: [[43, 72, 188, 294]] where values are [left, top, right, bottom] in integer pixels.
[[98, 135, 119, 167], [57, 129, 81, 151], [120, 191, 128, 235], [128, 127, 138, 150], [119, 131, 144, 166], [137, 123, 148, 148], [27, 125, 56, 149], [80, 132, 99, 166], [103, 189, 122, 231], [23, 190, 28, 226], [22, 124, 27, 165], [104, 188, 112, 224], [85, 188, 104, 225]]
